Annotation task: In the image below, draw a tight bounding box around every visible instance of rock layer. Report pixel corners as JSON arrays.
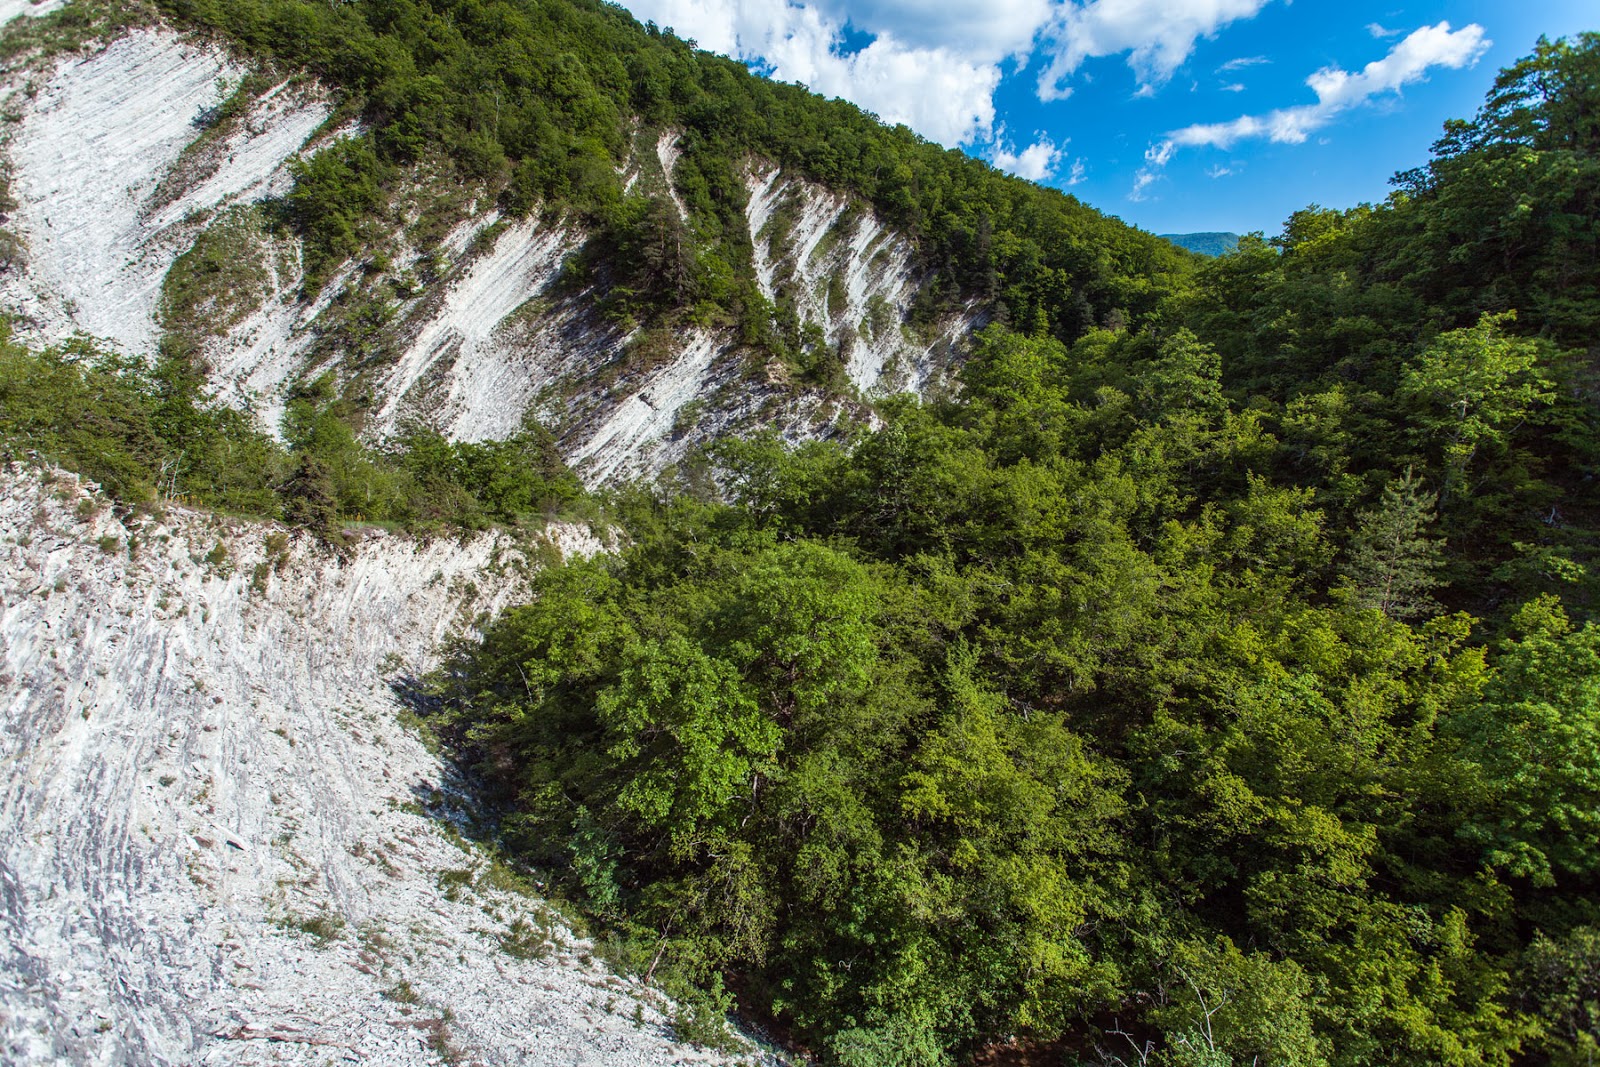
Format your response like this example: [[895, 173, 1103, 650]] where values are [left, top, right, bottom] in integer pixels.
[[0, 23, 976, 485], [0, 467, 773, 1066]]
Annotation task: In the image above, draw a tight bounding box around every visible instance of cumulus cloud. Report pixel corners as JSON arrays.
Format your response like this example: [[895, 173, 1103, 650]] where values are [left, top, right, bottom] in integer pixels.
[[621, 0, 1289, 150], [1037, 0, 1277, 100], [625, 0, 1000, 145], [779, 36, 1002, 145], [992, 131, 1066, 180], [1131, 21, 1490, 196], [817, 0, 1052, 59]]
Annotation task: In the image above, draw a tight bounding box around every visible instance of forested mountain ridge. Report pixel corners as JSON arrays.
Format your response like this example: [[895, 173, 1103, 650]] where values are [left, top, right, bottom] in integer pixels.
[[1160, 231, 1241, 257], [0, 0, 1598, 1065], [0, 0, 1188, 498], [430, 28, 1600, 1067]]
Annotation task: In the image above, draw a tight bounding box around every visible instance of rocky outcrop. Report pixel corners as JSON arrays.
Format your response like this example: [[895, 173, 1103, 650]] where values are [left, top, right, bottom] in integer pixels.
[[0, 466, 775, 1065], [0, 29, 333, 360], [745, 165, 969, 396], [370, 214, 585, 441], [0, 10, 971, 1064], [0, 20, 977, 486]]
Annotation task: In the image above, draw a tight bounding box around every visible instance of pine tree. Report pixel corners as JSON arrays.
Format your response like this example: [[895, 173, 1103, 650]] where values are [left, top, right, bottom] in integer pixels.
[[1343, 469, 1445, 619], [281, 453, 339, 541]]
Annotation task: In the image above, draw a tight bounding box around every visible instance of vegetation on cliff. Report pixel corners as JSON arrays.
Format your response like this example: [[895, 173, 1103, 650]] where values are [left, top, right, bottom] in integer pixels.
[[154, 0, 1189, 344], [434, 30, 1600, 1067], [3, 0, 1597, 1061], [0, 331, 581, 534]]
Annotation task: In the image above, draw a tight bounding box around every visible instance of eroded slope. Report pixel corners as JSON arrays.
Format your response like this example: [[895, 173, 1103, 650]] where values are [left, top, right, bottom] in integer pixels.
[[0, 21, 976, 485], [0, 466, 772, 1066]]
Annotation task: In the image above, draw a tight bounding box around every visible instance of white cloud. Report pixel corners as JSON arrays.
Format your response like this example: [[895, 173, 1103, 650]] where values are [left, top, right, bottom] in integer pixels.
[[1206, 163, 1232, 177], [1067, 158, 1087, 184], [625, 0, 1000, 145], [816, 0, 1052, 59], [1221, 81, 1245, 91], [1128, 166, 1161, 200], [622, 0, 1290, 150], [1367, 22, 1401, 38], [1305, 22, 1489, 109], [991, 132, 1065, 180], [777, 35, 1002, 145], [1132, 21, 1490, 194], [1037, 0, 1277, 100], [1217, 54, 1270, 71]]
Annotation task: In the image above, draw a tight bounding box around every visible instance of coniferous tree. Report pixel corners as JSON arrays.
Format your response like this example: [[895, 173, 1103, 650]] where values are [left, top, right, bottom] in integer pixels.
[[1342, 469, 1445, 619], [281, 453, 340, 540]]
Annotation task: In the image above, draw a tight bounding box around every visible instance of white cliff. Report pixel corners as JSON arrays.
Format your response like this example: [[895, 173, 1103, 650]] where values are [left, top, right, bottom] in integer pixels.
[[0, 465, 776, 1066], [0, 25, 972, 484], [371, 216, 584, 440], [744, 165, 971, 396], [1, 30, 331, 357]]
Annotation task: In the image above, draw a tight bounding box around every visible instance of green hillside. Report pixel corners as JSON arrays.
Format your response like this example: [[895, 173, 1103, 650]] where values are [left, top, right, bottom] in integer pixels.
[[4, 0, 1600, 1063], [435, 28, 1600, 1067], [1160, 231, 1242, 256], [146, 0, 1192, 354]]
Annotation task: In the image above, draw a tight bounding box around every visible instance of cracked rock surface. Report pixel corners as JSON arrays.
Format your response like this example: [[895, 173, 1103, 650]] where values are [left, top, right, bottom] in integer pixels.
[[0, 467, 774, 1066]]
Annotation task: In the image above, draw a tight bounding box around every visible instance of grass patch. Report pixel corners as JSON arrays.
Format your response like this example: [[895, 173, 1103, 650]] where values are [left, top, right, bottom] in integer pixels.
[[280, 908, 346, 946], [384, 978, 420, 1004], [159, 206, 285, 342], [0, 0, 161, 67], [499, 911, 557, 960], [436, 866, 475, 901]]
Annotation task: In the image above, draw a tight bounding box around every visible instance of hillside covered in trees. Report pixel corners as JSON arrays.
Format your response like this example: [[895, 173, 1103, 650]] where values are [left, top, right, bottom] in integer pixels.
[[432, 27, 1600, 1067], [1160, 232, 1242, 257], [2, 0, 1598, 1063]]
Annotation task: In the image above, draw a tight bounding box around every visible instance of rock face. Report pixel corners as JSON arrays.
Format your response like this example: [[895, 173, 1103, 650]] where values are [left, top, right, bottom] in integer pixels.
[[0, 13, 970, 1063], [0, 467, 775, 1066], [744, 164, 968, 396], [0, 29, 334, 360], [0, 19, 976, 486]]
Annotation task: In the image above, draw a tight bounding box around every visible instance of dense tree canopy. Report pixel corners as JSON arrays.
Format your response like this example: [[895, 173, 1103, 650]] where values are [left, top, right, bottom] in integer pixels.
[[427, 29, 1600, 1067], [5, 2, 1599, 1062]]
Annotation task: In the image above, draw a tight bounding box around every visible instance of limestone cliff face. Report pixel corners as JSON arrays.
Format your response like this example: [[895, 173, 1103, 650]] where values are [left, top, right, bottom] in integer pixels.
[[0, 19, 975, 486], [0, 465, 778, 1066], [0, 11, 969, 1063], [0, 29, 335, 376]]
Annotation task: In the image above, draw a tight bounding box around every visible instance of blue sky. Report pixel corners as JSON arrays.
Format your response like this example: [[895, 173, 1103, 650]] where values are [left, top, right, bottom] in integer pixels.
[[613, 0, 1594, 236]]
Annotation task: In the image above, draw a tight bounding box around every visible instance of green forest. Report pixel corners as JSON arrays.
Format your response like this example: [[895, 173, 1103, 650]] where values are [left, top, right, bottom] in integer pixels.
[[1, 0, 1598, 1061], [434, 28, 1600, 1067]]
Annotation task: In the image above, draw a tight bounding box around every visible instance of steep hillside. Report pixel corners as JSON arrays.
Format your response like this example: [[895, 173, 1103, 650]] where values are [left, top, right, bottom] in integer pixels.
[[0, 0, 1192, 486], [18, 5, 1597, 1067], [0, 464, 778, 1065], [0, 28, 332, 358], [0, 14, 979, 484]]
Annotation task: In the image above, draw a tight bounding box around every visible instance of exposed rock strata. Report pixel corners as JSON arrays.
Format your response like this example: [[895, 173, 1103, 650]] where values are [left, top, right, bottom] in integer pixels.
[[0, 23, 976, 485], [0, 30, 332, 358], [0, 467, 774, 1066]]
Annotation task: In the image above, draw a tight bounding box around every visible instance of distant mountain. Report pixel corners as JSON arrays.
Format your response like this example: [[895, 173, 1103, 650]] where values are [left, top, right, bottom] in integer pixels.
[[1160, 231, 1241, 256]]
